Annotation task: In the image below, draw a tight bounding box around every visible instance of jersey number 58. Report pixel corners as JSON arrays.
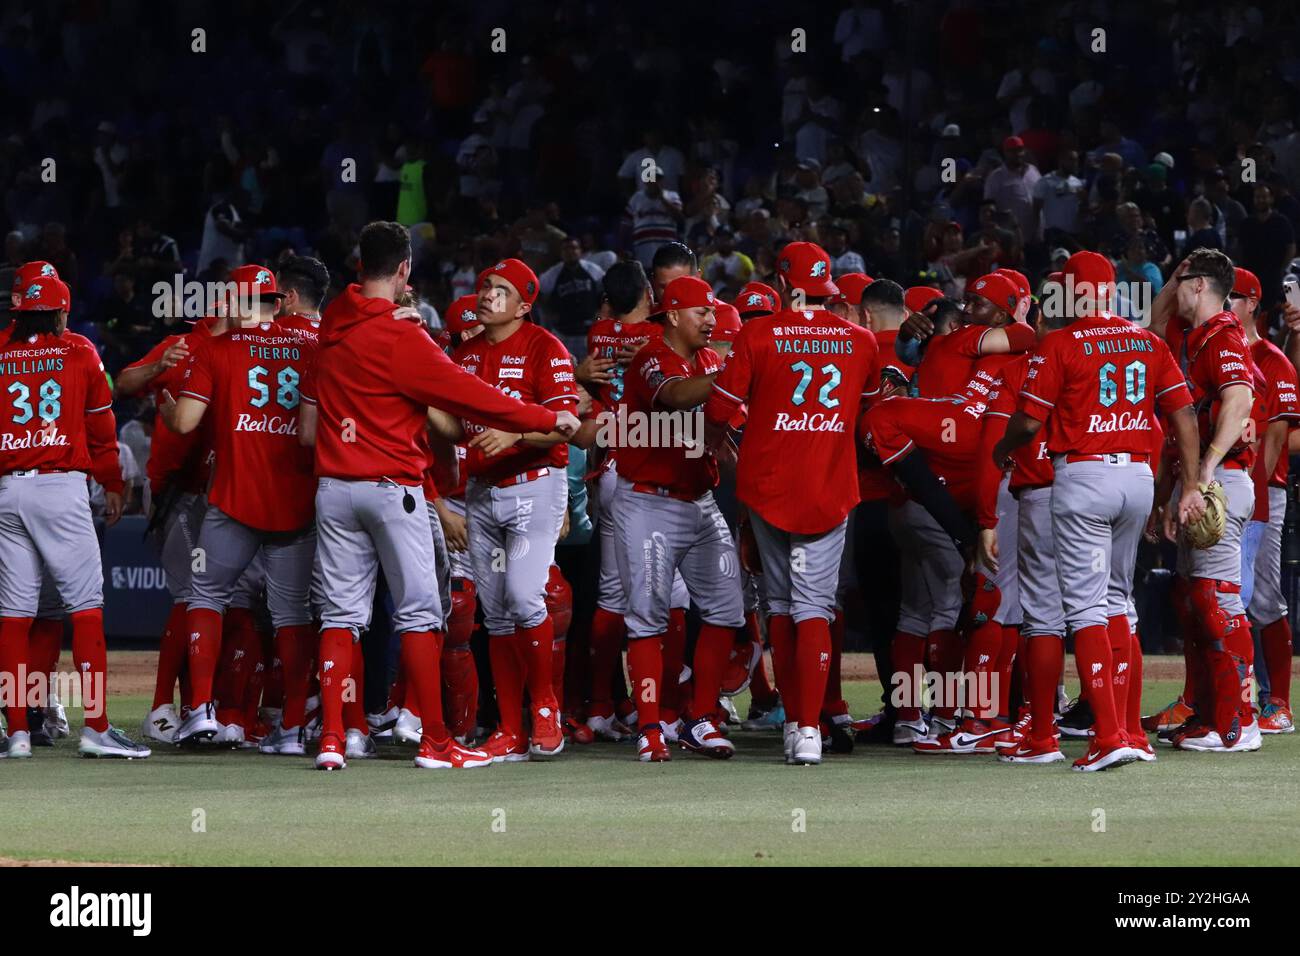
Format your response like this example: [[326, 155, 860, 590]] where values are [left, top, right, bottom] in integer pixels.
[[248, 366, 300, 410]]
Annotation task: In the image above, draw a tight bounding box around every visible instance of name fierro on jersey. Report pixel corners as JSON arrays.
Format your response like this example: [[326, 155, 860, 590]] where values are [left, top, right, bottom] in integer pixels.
[[241, 344, 302, 361], [1, 357, 65, 375]]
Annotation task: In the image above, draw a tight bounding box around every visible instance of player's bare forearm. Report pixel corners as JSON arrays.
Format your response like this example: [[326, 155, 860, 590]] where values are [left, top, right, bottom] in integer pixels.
[[1201, 384, 1252, 481], [658, 373, 717, 411], [427, 406, 465, 442], [1263, 419, 1288, 478], [569, 418, 602, 450], [298, 403, 318, 447], [114, 362, 162, 397], [992, 411, 1041, 466], [1166, 404, 1201, 487], [161, 392, 206, 435]]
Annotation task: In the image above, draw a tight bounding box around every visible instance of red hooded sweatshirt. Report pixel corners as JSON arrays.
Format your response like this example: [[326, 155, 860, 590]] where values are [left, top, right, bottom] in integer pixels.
[[305, 284, 559, 483]]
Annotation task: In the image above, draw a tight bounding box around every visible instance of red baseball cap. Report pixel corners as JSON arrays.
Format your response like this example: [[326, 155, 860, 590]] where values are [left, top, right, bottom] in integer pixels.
[[230, 264, 285, 300], [830, 273, 875, 307], [1003, 135, 1025, 151], [904, 285, 945, 314], [995, 268, 1032, 315], [445, 293, 481, 336], [480, 258, 539, 305], [967, 272, 1021, 314], [777, 241, 838, 297], [734, 281, 779, 317], [12, 260, 59, 296], [1232, 267, 1261, 300], [661, 275, 717, 312], [15, 275, 70, 312], [710, 301, 742, 343]]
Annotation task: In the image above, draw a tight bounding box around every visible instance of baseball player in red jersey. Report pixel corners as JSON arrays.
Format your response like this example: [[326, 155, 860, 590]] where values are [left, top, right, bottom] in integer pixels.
[[704, 241, 880, 765], [902, 272, 1038, 400], [614, 275, 743, 761], [1148, 250, 1263, 752], [0, 275, 149, 758], [995, 251, 1204, 771], [118, 305, 227, 744], [861, 390, 983, 744], [160, 266, 321, 750], [981, 279, 1072, 762], [303, 224, 575, 772], [1231, 269, 1299, 733], [444, 258, 579, 762], [3, 262, 125, 746], [274, 255, 329, 343]]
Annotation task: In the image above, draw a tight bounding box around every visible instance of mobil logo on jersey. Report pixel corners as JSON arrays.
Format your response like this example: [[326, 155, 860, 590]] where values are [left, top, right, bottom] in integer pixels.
[[1086, 408, 1152, 433], [773, 410, 846, 433]]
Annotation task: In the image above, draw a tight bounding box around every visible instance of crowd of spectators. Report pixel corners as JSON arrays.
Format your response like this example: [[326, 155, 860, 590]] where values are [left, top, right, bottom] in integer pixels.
[[4, 0, 1300, 492]]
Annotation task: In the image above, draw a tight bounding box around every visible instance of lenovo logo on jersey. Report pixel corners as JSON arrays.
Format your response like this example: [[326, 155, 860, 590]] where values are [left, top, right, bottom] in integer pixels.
[[0, 424, 68, 451], [235, 413, 299, 436], [773, 411, 846, 433], [498, 368, 524, 379], [1086, 409, 1151, 433]]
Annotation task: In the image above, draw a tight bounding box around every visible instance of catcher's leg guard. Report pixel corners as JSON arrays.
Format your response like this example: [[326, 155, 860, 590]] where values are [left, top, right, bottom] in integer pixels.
[[441, 642, 479, 739], [1188, 578, 1246, 743]]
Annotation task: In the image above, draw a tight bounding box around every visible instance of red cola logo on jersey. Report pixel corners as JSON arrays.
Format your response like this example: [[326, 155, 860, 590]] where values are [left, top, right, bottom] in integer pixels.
[[773, 410, 846, 433], [1086, 409, 1151, 433], [234, 413, 299, 436], [0, 421, 68, 451]]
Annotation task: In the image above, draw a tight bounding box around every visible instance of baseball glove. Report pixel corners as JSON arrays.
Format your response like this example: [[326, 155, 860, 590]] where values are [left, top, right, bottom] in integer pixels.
[[1183, 481, 1228, 550]]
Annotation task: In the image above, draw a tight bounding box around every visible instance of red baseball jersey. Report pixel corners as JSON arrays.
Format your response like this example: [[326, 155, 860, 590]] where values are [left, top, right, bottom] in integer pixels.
[[875, 328, 914, 379], [985, 353, 1053, 492], [1020, 314, 1191, 456], [1176, 312, 1259, 467], [180, 324, 317, 532], [0, 331, 116, 476], [450, 320, 578, 485], [1251, 337, 1300, 487], [914, 324, 987, 398], [705, 308, 880, 533], [277, 312, 322, 344], [861, 394, 982, 511], [618, 337, 722, 498], [307, 285, 559, 484], [124, 324, 215, 495], [586, 316, 664, 410]]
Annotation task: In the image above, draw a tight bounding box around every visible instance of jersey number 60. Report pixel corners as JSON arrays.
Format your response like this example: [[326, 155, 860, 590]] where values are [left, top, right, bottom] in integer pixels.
[[1098, 360, 1146, 408]]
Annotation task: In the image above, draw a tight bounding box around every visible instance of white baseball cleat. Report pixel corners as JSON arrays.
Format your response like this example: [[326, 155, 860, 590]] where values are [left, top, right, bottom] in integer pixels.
[[367, 707, 399, 733], [783, 720, 799, 762], [790, 726, 823, 765], [79, 726, 151, 759], [345, 728, 377, 759], [142, 704, 181, 744], [679, 717, 735, 758], [393, 708, 422, 745], [212, 722, 246, 747], [1177, 719, 1262, 753], [585, 713, 629, 741], [5, 730, 33, 759], [259, 724, 306, 756], [45, 699, 70, 738], [174, 701, 221, 744], [659, 718, 682, 744], [892, 718, 929, 745]]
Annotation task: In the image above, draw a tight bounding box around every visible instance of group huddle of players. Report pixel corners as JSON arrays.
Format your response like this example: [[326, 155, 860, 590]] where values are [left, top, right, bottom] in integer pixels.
[[0, 222, 1294, 772]]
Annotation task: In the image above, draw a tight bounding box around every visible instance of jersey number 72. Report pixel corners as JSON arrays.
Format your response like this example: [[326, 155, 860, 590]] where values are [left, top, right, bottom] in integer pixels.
[[790, 361, 841, 408]]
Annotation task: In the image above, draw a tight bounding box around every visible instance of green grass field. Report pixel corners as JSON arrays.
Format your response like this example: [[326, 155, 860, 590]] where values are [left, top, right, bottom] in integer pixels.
[[3, 655, 1297, 866]]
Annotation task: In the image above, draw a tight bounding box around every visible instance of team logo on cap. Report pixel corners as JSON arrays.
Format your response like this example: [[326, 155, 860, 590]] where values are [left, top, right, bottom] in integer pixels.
[[494, 261, 506, 269], [254, 270, 272, 285], [747, 293, 763, 306], [40, 264, 55, 277], [25, 283, 41, 300], [460, 308, 476, 322], [707, 292, 715, 303], [810, 261, 827, 278], [975, 279, 986, 289]]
